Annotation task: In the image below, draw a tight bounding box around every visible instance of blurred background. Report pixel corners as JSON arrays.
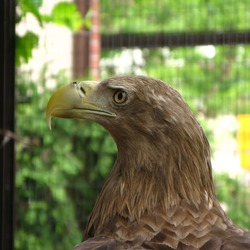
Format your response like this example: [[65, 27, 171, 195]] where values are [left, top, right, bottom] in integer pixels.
[[13, 0, 250, 249]]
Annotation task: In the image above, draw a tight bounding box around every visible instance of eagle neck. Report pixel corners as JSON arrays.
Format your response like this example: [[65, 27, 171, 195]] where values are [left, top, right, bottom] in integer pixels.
[[114, 131, 216, 211]]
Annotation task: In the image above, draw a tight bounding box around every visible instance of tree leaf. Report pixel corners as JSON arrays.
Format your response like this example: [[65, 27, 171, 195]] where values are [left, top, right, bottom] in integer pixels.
[[18, 0, 43, 27], [16, 32, 39, 66], [51, 2, 85, 31]]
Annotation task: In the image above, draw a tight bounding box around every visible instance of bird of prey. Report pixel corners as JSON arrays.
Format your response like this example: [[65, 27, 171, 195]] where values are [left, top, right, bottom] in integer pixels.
[[46, 75, 250, 249]]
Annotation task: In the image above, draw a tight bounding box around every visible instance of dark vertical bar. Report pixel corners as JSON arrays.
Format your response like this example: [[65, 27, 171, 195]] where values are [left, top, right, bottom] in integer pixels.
[[0, 0, 16, 250]]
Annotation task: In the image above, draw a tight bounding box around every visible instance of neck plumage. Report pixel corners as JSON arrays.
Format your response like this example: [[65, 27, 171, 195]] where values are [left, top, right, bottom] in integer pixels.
[[84, 127, 216, 238]]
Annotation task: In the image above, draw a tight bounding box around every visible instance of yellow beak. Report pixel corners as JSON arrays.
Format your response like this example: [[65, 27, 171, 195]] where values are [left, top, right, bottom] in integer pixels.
[[46, 81, 116, 129]]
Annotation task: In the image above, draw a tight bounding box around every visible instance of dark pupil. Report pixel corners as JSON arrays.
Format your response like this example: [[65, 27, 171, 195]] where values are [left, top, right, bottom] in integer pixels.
[[118, 92, 123, 100]]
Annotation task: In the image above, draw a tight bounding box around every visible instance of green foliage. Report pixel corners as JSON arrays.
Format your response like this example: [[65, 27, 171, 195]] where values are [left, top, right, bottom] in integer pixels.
[[214, 172, 250, 230], [16, 31, 39, 66], [43, 2, 90, 31], [16, 0, 86, 66], [100, 0, 250, 34], [18, 0, 44, 26]]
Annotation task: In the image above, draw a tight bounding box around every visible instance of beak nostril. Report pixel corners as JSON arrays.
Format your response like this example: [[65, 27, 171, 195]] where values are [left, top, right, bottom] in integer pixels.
[[80, 86, 86, 95]]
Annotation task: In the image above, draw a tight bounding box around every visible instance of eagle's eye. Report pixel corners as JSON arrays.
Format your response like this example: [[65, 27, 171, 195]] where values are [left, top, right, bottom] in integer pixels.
[[113, 90, 128, 104]]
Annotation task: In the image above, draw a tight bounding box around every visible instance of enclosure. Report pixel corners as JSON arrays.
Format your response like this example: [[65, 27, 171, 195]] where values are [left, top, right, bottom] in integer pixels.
[[1, 0, 250, 249]]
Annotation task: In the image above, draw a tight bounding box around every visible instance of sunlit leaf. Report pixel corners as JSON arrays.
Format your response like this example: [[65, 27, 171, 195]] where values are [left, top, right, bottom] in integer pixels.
[[16, 32, 39, 66], [18, 0, 43, 26], [51, 2, 85, 31]]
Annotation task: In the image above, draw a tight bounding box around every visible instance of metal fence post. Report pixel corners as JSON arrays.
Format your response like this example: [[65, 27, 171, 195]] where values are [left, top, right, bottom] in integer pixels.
[[1, 0, 16, 249]]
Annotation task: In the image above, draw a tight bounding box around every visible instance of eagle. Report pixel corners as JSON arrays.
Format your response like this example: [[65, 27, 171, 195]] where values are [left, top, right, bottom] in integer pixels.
[[46, 75, 250, 249]]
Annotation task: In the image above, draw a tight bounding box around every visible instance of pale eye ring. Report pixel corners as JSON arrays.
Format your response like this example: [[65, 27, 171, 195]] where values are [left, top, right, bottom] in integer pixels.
[[113, 90, 128, 104]]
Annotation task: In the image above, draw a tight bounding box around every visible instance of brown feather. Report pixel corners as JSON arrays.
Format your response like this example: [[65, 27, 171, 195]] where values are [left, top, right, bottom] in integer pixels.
[[58, 75, 250, 249]]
